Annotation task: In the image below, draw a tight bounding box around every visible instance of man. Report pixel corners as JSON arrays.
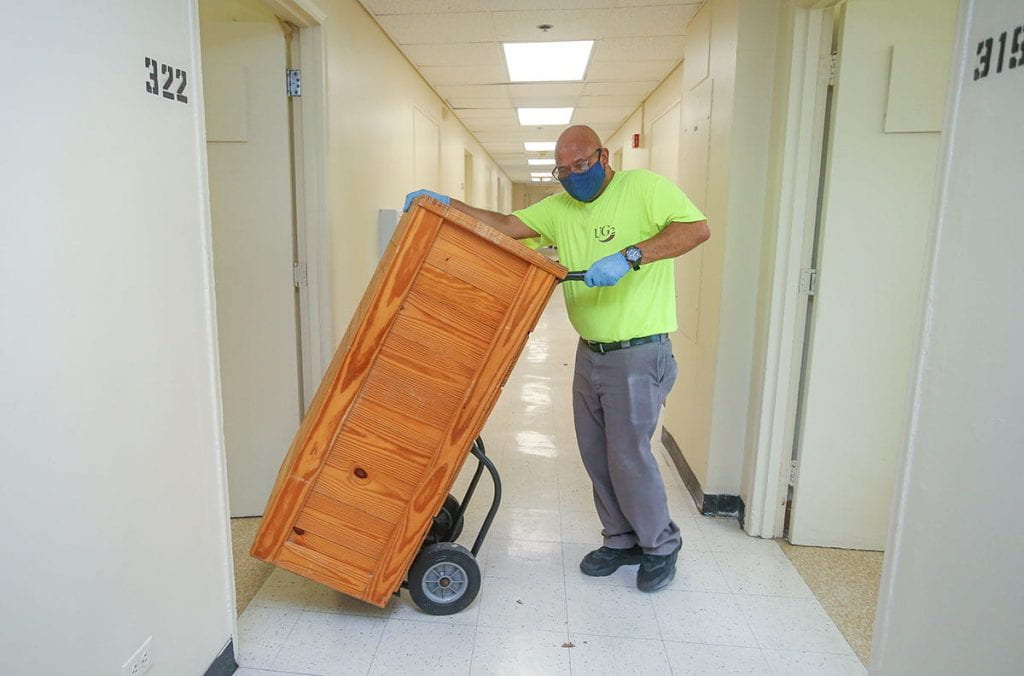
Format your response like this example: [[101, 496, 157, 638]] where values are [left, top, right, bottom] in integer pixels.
[[404, 124, 709, 592]]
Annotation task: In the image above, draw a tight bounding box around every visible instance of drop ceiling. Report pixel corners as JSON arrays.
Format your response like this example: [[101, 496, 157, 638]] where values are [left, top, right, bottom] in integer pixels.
[[357, 1, 702, 184]]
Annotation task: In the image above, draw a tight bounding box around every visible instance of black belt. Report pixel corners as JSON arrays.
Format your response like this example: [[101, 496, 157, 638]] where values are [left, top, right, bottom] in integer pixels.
[[582, 333, 667, 354]]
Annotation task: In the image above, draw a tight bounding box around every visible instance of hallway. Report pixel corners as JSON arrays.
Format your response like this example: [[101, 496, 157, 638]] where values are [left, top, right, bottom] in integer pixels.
[[234, 293, 862, 675]]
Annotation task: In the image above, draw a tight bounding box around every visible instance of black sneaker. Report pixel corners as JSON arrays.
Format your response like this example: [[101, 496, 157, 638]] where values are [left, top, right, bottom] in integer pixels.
[[579, 545, 643, 576], [636, 543, 681, 592]]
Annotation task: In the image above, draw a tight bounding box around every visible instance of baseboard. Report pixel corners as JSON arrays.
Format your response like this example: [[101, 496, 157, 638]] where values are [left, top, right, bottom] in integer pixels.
[[661, 426, 745, 521], [204, 639, 237, 676]]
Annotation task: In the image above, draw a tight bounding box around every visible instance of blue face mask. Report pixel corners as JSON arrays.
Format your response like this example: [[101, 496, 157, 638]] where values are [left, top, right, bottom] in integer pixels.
[[560, 159, 606, 202]]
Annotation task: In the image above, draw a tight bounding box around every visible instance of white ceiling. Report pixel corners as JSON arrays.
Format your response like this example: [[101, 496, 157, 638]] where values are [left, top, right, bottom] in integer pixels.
[[357, 1, 702, 184]]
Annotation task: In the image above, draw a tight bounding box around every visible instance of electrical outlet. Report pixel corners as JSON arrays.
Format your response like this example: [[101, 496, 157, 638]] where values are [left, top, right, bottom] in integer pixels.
[[121, 636, 153, 676]]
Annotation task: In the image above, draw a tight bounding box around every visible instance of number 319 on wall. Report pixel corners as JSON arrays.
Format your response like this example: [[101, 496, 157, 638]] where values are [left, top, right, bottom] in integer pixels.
[[146, 57, 188, 104], [974, 26, 1024, 81]]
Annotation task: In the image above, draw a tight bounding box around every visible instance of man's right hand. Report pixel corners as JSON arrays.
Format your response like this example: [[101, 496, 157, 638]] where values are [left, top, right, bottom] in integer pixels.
[[403, 189, 450, 212]]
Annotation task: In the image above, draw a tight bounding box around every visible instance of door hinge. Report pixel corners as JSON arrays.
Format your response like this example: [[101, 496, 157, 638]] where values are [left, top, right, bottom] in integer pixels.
[[286, 69, 301, 97], [293, 261, 308, 288], [799, 268, 818, 296], [827, 51, 838, 87]]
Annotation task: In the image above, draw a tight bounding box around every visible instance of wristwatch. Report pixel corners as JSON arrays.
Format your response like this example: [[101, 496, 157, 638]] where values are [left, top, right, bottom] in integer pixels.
[[623, 245, 643, 271]]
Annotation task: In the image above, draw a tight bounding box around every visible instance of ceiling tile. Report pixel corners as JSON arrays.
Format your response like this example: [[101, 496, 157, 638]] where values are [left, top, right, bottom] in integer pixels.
[[605, 5, 691, 37], [401, 42, 504, 66], [508, 83, 585, 98], [583, 80, 659, 96], [446, 96, 513, 109], [485, 0, 615, 10], [491, 9, 614, 42], [436, 84, 510, 98], [577, 94, 636, 108], [376, 12, 494, 44], [587, 60, 678, 81], [573, 106, 635, 124], [591, 35, 685, 62], [419, 64, 508, 85], [613, 0, 701, 7], [360, 0, 490, 15]]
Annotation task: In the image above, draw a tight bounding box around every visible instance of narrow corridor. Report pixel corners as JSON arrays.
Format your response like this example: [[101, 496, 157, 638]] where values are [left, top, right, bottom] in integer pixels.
[[234, 292, 862, 675]]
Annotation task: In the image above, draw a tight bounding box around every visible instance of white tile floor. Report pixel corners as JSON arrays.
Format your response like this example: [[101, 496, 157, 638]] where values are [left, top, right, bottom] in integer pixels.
[[236, 293, 863, 676]]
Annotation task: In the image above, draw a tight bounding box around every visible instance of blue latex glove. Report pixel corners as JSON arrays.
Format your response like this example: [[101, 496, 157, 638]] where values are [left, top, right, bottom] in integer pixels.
[[584, 252, 631, 287], [403, 189, 450, 212]]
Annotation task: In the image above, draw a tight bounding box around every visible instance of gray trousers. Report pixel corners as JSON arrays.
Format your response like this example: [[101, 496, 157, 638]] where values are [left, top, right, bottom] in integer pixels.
[[572, 337, 681, 556]]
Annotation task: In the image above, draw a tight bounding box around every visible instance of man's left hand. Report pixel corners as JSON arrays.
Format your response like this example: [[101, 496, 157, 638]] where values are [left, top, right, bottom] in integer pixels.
[[584, 252, 631, 287]]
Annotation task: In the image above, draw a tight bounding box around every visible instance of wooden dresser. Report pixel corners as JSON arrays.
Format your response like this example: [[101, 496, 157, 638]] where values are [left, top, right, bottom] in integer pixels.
[[251, 197, 566, 607]]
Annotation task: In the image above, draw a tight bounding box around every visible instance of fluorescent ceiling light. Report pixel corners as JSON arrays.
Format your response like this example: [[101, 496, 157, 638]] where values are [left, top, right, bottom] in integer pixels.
[[531, 177, 542, 182], [530, 171, 552, 178], [518, 107, 573, 126], [541, 177, 553, 182], [503, 41, 593, 82], [524, 142, 556, 151], [528, 159, 555, 166]]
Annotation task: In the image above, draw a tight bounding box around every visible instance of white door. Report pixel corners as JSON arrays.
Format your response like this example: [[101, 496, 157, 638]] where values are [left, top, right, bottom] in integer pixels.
[[788, 0, 957, 549], [202, 16, 302, 517]]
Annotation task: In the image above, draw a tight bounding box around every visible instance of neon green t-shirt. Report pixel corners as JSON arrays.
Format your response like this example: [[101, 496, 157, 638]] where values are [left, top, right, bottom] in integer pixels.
[[512, 169, 705, 342]]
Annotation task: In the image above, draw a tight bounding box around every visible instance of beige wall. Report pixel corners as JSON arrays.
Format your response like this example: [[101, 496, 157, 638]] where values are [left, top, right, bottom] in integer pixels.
[[511, 183, 562, 210], [661, 0, 739, 493], [705, 0, 782, 494], [320, 0, 513, 340], [606, 109, 649, 170]]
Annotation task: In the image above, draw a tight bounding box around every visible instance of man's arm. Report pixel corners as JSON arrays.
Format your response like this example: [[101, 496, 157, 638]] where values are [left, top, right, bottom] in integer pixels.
[[449, 199, 539, 240], [631, 220, 710, 263]]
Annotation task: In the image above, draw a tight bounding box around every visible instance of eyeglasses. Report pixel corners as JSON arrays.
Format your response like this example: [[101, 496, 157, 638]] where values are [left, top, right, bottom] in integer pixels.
[[552, 147, 604, 181]]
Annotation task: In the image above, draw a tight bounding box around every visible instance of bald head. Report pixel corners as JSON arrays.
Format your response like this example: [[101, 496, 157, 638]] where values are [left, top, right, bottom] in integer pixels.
[[555, 125, 602, 163]]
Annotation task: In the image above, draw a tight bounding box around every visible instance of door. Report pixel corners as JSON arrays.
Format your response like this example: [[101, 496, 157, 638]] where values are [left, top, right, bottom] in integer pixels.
[[788, 0, 957, 549], [202, 11, 303, 517]]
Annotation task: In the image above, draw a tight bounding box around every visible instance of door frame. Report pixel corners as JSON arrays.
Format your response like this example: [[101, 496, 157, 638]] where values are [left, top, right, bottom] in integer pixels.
[[264, 0, 332, 406], [743, 5, 835, 538]]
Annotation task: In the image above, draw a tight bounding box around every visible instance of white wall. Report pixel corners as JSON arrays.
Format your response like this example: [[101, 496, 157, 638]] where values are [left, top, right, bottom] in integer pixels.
[[872, 0, 1024, 671], [0, 2, 233, 674]]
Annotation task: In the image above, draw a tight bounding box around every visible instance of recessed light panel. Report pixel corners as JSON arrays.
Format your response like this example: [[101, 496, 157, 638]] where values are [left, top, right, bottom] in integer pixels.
[[530, 172, 552, 178], [517, 107, 573, 126], [524, 142, 556, 151], [503, 41, 594, 82], [528, 159, 556, 166]]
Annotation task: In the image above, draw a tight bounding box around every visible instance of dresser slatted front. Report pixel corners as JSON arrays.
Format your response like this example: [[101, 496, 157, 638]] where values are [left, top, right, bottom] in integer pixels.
[[251, 198, 566, 607]]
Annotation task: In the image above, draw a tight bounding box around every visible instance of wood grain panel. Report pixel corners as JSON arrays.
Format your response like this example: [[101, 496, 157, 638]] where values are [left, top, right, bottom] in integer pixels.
[[427, 226, 527, 301], [276, 541, 371, 600], [345, 397, 446, 460], [405, 264, 506, 339], [287, 528, 378, 574], [359, 345, 466, 423], [388, 304, 489, 368], [325, 419, 432, 486], [365, 266, 560, 605], [254, 197, 567, 609], [251, 206, 444, 561], [301, 493, 392, 557], [312, 462, 412, 524]]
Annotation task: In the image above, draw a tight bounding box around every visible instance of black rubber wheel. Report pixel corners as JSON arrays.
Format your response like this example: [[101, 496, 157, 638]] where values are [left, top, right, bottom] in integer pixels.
[[407, 542, 480, 615], [425, 494, 464, 545]]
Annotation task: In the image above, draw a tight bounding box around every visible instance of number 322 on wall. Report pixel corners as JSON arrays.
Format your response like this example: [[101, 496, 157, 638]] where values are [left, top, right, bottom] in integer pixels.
[[974, 26, 1024, 81], [146, 57, 189, 104]]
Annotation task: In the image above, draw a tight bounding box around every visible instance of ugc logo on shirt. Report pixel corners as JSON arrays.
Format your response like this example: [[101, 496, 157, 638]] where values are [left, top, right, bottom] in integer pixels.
[[594, 225, 616, 243]]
